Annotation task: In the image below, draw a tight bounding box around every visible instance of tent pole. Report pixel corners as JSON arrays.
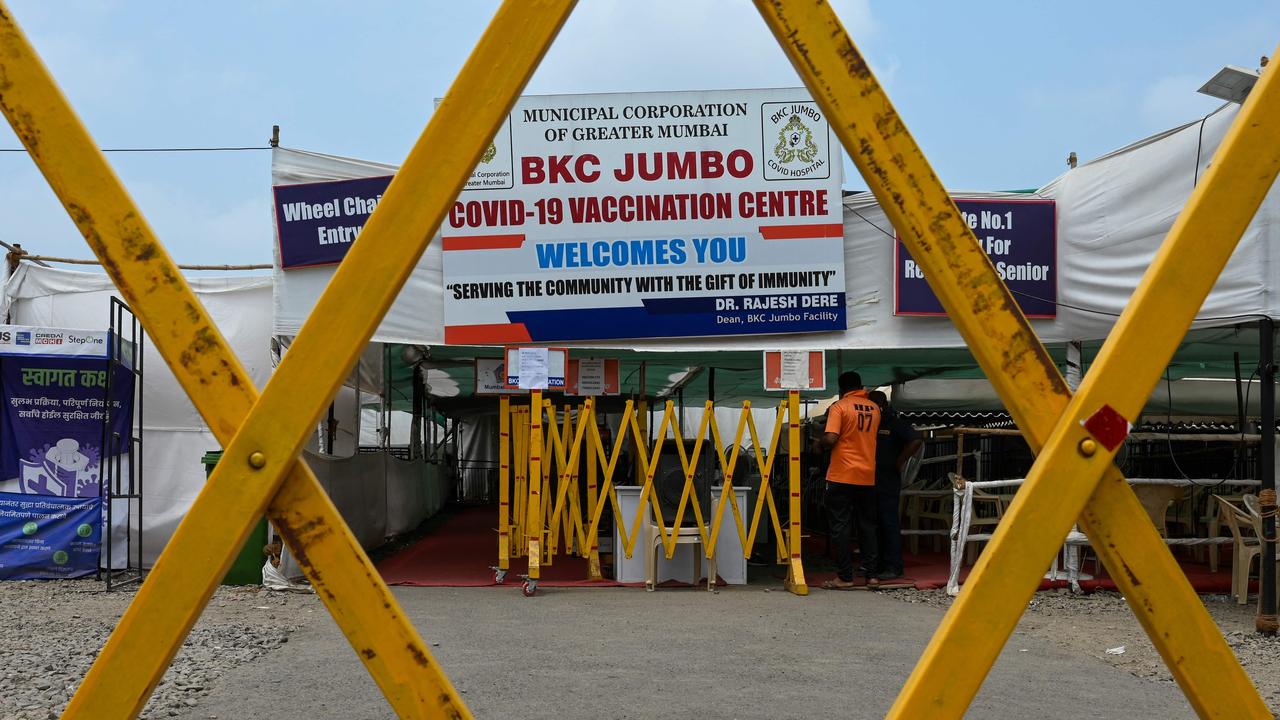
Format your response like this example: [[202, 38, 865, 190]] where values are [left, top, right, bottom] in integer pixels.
[[325, 403, 337, 454], [1258, 318, 1277, 635], [1065, 341, 1083, 391], [1235, 351, 1246, 480]]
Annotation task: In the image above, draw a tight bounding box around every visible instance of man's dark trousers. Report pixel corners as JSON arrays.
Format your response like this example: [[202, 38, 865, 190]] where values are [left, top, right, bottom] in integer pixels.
[[875, 481, 903, 576], [826, 481, 878, 581]]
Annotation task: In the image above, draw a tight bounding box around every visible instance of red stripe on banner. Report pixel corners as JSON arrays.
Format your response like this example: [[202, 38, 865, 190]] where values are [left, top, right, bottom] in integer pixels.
[[445, 323, 532, 344], [441, 234, 526, 251], [758, 223, 843, 240]]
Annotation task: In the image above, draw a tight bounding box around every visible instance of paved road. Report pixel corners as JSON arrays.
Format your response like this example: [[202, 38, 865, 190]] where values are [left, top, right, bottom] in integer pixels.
[[196, 584, 1195, 719]]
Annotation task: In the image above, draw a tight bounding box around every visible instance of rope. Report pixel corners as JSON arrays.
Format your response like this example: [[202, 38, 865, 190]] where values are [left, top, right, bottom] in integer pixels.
[[14, 254, 270, 270], [1259, 488, 1277, 544], [1257, 614, 1278, 634], [1259, 488, 1277, 515]]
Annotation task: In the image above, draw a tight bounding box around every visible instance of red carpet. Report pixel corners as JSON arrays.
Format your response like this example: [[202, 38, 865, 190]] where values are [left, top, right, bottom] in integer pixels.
[[377, 505, 625, 587], [381, 506, 1250, 594]]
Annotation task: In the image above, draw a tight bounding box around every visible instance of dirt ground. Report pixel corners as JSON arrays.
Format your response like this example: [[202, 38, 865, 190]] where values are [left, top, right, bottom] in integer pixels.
[[892, 586, 1280, 711], [3, 578, 1278, 719]]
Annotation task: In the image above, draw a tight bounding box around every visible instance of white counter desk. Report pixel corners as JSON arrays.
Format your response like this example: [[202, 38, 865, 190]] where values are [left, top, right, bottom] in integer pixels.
[[612, 485, 749, 585]]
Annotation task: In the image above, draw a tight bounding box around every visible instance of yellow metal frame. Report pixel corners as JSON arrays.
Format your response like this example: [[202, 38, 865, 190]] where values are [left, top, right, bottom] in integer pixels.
[[501, 394, 805, 592], [1, 0, 575, 716], [0, 0, 1272, 714], [755, 1, 1278, 716]]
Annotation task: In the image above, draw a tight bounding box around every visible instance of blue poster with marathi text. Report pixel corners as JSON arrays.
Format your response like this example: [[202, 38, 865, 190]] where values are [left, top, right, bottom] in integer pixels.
[[0, 354, 133, 497], [0, 492, 101, 579], [0, 326, 135, 578]]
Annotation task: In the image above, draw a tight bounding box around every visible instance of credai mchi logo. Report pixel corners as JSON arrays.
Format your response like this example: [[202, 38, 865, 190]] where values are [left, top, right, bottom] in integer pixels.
[[33, 332, 64, 346], [761, 101, 830, 181]]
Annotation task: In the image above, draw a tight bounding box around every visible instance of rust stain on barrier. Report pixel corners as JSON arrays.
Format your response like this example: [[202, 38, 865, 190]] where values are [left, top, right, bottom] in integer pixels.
[[407, 643, 431, 667], [0, 88, 40, 156], [178, 327, 224, 377], [438, 694, 466, 720], [1119, 558, 1142, 587], [274, 514, 337, 602], [360, 648, 376, 660]]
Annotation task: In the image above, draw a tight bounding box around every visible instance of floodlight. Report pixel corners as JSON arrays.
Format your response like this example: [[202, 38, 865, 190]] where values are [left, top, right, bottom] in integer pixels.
[[1197, 65, 1261, 104]]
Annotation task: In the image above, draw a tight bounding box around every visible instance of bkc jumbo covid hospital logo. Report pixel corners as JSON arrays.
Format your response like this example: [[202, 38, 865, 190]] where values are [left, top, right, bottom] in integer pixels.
[[761, 101, 831, 181]]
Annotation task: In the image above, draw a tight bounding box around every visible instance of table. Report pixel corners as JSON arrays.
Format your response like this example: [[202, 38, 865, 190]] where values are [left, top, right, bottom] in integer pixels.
[[613, 485, 748, 585]]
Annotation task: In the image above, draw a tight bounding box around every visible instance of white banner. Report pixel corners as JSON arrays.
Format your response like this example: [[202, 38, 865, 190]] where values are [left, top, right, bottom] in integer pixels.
[[442, 88, 845, 345], [0, 326, 108, 358]]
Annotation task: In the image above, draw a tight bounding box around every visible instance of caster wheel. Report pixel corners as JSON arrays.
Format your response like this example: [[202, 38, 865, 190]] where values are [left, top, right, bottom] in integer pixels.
[[521, 580, 538, 597], [493, 569, 507, 584]]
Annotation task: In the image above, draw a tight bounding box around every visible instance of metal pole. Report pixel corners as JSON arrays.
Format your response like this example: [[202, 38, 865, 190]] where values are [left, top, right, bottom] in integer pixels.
[[1258, 318, 1277, 634], [1235, 352, 1246, 480]]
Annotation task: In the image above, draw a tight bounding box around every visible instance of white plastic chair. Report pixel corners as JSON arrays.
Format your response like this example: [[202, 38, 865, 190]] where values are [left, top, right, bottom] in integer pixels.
[[645, 469, 716, 592], [645, 517, 716, 592], [1214, 494, 1277, 606]]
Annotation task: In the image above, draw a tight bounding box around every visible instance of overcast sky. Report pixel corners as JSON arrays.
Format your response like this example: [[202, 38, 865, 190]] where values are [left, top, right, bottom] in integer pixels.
[[1, 1, 1276, 265]]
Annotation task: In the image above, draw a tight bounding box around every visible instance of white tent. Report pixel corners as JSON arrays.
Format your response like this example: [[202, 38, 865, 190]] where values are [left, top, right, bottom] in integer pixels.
[[0, 265, 272, 565], [0, 265, 450, 569]]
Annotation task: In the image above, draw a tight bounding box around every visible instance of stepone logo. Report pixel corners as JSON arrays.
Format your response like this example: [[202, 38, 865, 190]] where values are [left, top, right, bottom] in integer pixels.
[[67, 334, 103, 346], [761, 101, 831, 181]]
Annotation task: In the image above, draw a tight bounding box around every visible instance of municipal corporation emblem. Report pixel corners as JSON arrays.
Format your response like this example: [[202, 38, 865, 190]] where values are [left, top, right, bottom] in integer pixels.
[[465, 117, 513, 190]]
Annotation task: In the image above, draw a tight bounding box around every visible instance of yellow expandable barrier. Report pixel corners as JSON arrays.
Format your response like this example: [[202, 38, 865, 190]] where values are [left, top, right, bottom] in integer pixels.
[[497, 393, 806, 595]]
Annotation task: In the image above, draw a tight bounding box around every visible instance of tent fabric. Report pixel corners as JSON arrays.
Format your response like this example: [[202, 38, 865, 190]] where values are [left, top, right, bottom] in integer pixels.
[[270, 102, 1279, 356], [1, 265, 273, 565], [278, 449, 448, 579]]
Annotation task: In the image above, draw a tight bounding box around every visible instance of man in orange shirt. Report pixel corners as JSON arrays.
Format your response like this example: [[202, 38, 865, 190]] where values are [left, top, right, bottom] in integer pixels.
[[812, 371, 881, 589]]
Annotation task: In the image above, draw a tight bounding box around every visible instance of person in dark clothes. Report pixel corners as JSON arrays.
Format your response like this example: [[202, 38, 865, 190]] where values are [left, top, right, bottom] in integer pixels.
[[867, 390, 923, 580], [812, 371, 881, 589]]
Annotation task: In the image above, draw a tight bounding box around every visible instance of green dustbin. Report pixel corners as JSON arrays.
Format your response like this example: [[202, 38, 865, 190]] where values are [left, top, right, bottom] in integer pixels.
[[201, 451, 268, 585]]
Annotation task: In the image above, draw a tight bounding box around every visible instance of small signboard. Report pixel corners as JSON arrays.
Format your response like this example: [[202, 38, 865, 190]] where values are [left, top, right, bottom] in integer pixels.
[[566, 358, 621, 396], [763, 350, 825, 391], [503, 347, 568, 391]]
